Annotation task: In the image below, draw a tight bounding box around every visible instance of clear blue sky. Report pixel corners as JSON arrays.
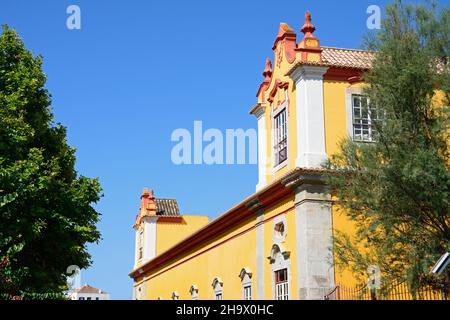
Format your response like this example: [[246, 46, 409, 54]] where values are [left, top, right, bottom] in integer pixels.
[[0, 0, 442, 300]]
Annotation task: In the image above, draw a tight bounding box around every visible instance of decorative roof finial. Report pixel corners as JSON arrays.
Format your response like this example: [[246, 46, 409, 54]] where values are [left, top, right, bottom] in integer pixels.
[[262, 58, 272, 80], [300, 11, 316, 37], [141, 187, 149, 197]]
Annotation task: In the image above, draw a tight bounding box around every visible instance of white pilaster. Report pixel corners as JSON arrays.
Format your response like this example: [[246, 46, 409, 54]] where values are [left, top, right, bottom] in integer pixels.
[[143, 216, 158, 263], [255, 210, 265, 299], [134, 229, 140, 268], [295, 183, 335, 300], [253, 104, 267, 191], [290, 66, 328, 168]]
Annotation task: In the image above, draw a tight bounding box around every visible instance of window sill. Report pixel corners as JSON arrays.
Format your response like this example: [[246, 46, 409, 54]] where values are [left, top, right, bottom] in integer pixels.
[[272, 160, 288, 174], [353, 138, 377, 143]]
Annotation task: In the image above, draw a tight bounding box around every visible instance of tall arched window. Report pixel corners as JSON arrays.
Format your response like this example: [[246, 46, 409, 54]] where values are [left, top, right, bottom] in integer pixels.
[[211, 277, 223, 300], [239, 268, 253, 300]]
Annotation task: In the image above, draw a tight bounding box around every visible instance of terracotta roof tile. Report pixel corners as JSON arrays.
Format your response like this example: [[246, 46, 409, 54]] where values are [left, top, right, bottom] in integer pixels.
[[155, 198, 180, 216], [321, 46, 374, 69], [286, 46, 375, 76], [74, 285, 107, 294]]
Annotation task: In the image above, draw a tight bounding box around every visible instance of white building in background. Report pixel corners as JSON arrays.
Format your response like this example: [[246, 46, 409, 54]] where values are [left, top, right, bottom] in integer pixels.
[[68, 284, 110, 300]]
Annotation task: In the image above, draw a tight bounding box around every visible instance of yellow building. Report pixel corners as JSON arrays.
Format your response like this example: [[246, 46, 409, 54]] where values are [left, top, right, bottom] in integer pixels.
[[129, 11, 385, 300]]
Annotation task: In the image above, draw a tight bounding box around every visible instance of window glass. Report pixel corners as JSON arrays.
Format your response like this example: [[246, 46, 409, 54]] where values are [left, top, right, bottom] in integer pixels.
[[244, 285, 252, 300], [274, 109, 287, 166], [274, 269, 289, 300], [352, 95, 381, 142], [139, 230, 143, 259]]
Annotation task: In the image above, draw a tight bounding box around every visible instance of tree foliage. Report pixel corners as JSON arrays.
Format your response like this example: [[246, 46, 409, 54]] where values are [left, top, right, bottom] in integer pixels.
[[0, 25, 102, 298], [325, 1, 449, 296]]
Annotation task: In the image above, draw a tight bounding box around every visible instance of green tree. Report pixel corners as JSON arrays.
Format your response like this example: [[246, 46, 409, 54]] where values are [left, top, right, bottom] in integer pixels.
[[0, 26, 102, 299], [325, 1, 449, 297]]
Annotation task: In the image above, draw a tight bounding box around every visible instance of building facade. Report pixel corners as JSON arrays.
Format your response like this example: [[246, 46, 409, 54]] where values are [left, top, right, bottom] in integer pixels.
[[68, 284, 110, 300], [129, 11, 378, 300]]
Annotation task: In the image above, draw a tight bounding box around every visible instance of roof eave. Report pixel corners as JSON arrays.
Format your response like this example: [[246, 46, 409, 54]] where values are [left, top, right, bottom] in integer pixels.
[[128, 167, 332, 279]]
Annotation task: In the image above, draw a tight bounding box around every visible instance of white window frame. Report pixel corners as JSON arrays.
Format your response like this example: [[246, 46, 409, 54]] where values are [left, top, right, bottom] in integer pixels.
[[272, 101, 288, 172], [239, 268, 253, 300], [352, 95, 379, 142], [268, 243, 291, 300], [138, 230, 143, 260], [212, 277, 223, 300], [274, 268, 289, 300], [189, 285, 199, 300], [346, 88, 381, 142], [243, 285, 252, 300]]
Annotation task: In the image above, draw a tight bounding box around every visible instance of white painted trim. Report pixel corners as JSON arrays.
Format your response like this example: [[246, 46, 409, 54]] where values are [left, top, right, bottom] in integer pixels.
[[239, 267, 253, 280], [255, 104, 267, 191], [272, 160, 288, 175], [189, 285, 199, 300], [142, 216, 158, 263], [290, 65, 328, 168], [132, 282, 145, 300], [345, 87, 363, 140], [272, 214, 287, 243], [271, 100, 289, 173], [69, 292, 110, 300], [212, 277, 223, 300], [295, 184, 335, 300], [255, 210, 265, 300], [269, 243, 292, 300], [134, 229, 140, 268], [240, 271, 253, 300]]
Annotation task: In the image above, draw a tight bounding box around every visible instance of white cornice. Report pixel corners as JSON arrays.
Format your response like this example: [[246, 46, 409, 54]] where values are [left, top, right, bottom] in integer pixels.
[[250, 103, 267, 119], [289, 65, 328, 82]]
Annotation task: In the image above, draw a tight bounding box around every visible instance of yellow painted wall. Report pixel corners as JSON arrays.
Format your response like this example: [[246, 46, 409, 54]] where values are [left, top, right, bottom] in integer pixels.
[[323, 80, 367, 157], [156, 215, 209, 255], [136, 67, 365, 300], [135, 30, 448, 298], [262, 42, 298, 184], [323, 80, 349, 156], [134, 72, 369, 299], [145, 215, 257, 300], [138, 195, 297, 300], [327, 86, 449, 288], [261, 196, 296, 300], [131, 21, 449, 297], [331, 202, 360, 286]]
